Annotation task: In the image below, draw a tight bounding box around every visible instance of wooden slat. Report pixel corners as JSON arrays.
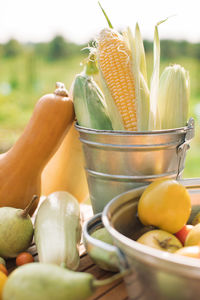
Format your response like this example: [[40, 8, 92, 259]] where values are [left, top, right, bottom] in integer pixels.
[[88, 276, 124, 300], [96, 281, 128, 300], [78, 254, 95, 272]]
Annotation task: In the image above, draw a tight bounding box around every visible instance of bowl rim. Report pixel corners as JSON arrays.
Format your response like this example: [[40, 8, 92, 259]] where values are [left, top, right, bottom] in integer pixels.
[[102, 183, 200, 274]]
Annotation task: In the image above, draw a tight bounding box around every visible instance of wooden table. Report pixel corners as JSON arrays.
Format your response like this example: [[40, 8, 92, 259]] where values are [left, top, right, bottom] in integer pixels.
[[6, 204, 128, 300]]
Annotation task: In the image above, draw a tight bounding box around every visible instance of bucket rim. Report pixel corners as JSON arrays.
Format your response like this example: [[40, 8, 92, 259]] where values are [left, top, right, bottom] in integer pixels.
[[75, 119, 194, 136]]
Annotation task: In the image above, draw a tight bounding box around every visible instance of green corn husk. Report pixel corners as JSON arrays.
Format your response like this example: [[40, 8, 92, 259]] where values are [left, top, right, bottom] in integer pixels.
[[148, 23, 161, 130], [149, 18, 171, 130], [85, 54, 99, 77], [98, 66, 125, 131], [134, 23, 148, 82], [72, 72, 113, 130], [157, 64, 189, 129], [125, 25, 150, 131], [83, 50, 103, 92]]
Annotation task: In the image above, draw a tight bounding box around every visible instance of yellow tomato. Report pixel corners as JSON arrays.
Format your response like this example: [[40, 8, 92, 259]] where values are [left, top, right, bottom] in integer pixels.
[[0, 271, 7, 300], [138, 179, 191, 233]]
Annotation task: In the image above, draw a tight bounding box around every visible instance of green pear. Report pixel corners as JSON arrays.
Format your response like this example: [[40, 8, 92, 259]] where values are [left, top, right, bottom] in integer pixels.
[[0, 195, 37, 258], [3, 263, 95, 300], [3, 262, 124, 300], [91, 227, 113, 245], [90, 227, 118, 272]]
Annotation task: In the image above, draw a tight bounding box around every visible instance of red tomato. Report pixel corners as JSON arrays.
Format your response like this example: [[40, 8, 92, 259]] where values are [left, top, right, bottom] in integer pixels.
[[175, 224, 193, 245], [16, 252, 34, 266]]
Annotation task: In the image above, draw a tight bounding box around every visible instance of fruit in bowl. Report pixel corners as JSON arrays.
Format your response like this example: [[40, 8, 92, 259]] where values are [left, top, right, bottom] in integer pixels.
[[138, 179, 191, 234], [137, 229, 182, 253]]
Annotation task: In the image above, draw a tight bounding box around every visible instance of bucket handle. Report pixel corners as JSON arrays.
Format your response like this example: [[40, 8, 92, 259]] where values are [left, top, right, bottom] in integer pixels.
[[176, 118, 195, 179]]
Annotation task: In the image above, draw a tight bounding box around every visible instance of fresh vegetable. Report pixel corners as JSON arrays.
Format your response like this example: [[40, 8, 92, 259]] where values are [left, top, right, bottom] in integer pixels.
[[0, 271, 7, 300], [34, 191, 81, 270], [157, 64, 189, 129], [175, 224, 193, 245], [148, 22, 162, 130], [0, 195, 37, 258], [185, 223, 200, 246], [16, 252, 34, 266], [41, 123, 89, 203], [97, 27, 136, 131], [137, 179, 191, 233], [3, 263, 124, 300], [84, 8, 190, 132], [137, 229, 182, 253], [0, 82, 74, 214], [72, 72, 113, 130], [175, 245, 200, 258], [125, 25, 150, 131]]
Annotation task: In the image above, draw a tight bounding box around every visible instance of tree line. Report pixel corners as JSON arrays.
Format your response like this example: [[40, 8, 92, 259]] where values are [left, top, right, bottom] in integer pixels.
[[0, 35, 200, 60]]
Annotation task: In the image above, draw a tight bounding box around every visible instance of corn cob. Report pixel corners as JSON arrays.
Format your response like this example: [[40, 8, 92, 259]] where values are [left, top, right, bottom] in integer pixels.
[[72, 72, 113, 130], [157, 64, 189, 129], [97, 28, 137, 131]]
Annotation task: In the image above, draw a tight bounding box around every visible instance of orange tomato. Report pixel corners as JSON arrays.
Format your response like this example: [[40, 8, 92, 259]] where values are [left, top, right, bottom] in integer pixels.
[[16, 252, 34, 266], [0, 271, 7, 300]]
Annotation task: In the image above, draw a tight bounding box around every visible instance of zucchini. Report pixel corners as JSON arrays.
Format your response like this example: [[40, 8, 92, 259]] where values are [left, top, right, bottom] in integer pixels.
[[34, 191, 81, 270]]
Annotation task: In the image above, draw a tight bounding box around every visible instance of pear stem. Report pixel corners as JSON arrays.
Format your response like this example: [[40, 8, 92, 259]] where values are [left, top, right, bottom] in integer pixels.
[[21, 195, 38, 218], [93, 270, 128, 288]]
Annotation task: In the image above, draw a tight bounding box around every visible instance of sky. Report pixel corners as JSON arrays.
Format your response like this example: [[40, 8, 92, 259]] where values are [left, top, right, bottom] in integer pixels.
[[0, 0, 200, 44]]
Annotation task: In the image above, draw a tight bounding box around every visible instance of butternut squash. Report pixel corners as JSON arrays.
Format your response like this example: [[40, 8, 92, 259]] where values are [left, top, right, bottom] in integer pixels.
[[41, 122, 89, 203], [0, 82, 74, 214]]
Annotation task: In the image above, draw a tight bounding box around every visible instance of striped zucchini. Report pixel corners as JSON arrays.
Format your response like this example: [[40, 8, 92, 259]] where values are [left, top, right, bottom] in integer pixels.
[[34, 191, 81, 270]]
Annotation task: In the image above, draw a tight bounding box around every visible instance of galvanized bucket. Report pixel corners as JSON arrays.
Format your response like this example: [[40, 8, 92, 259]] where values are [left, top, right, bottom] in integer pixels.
[[75, 118, 194, 213], [83, 178, 200, 300]]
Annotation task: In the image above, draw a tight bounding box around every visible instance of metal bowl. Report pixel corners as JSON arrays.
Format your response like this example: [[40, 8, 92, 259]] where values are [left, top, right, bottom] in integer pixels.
[[84, 178, 200, 300]]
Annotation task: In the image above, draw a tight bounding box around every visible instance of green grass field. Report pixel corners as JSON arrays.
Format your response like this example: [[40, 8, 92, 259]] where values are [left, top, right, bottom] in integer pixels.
[[0, 53, 199, 178]]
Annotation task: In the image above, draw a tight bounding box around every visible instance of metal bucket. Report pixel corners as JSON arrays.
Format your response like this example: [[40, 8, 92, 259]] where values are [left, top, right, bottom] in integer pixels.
[[83, 178, 200, 300], [76, 118, 194, 213]]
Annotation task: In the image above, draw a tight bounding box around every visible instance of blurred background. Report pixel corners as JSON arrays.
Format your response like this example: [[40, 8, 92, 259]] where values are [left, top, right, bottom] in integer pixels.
[[0, 0, 199, 177]]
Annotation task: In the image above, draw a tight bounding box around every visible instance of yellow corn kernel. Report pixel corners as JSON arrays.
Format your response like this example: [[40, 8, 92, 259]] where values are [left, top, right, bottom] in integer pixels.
[[97, 28, 137, 131]]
